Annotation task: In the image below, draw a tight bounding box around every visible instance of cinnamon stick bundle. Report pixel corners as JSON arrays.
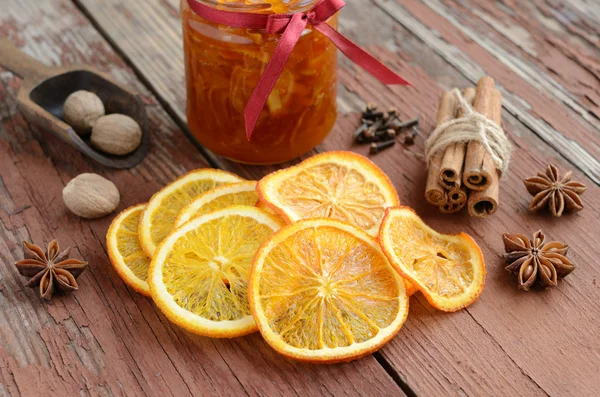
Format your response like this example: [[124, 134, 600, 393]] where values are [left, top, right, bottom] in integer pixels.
[[424, 76, 505, 217]]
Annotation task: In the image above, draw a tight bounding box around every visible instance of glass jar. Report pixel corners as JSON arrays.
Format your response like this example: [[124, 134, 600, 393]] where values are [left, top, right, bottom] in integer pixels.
[[180, 0, 338, 164]]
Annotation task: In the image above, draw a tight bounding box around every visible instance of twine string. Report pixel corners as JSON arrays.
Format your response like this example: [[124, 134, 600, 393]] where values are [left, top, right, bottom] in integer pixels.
[[424, 88, 512, 174]]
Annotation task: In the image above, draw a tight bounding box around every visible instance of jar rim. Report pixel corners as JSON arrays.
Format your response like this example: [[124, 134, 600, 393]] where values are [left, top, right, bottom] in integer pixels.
[[197, 0, 318, 13]]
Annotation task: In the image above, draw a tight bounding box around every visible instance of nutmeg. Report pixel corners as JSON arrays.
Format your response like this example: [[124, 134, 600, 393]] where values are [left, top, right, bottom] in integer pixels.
[[63, 90, 105, 135], [90, 114, 142, 155], [63, 173, 120, 219]]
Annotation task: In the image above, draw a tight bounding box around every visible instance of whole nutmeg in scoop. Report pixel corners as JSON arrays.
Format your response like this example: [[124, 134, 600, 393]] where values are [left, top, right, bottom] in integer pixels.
[[91, 114, 142, 155], [63, 90, 105, 135], [63, 173, 120, 219]]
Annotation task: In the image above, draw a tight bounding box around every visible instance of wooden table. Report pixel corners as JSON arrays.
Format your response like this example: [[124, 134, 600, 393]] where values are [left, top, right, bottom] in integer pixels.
[[1, 1, 599, 396]]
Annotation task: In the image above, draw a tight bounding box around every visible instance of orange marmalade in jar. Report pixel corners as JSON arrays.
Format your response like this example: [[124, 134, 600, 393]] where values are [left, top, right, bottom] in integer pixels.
[[181, 0, 338, 164]]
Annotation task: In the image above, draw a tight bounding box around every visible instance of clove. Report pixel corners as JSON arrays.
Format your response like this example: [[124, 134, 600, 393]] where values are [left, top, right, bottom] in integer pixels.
[[387, 117, 419, 132], [363, 104, 384, 121], [353, 122, 370, 143], [370, 139, 396, 154], [367, 117, 385, 135], [361, 118, 375, 126], [356, 102, 419, 146], [372, 128, 394, 142], [404, 126, 418, 145], [364, 128, 376, 141]]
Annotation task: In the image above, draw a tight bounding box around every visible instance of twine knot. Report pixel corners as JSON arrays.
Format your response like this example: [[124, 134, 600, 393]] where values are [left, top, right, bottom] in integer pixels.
[[424, 88, 512, 173]]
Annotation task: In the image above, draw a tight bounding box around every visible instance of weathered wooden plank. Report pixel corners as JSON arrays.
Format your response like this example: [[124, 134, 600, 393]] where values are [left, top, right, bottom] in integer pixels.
[[116, 0, 600, 186], [324, 47, 600, 396], [334, 4, 600, 395], [372, 0, 600, 185], [422, 0, 600, 128], [463, 0, 600, 120], [0, 1, 406, 396], [532, 0, 600, 49], [70, 0, 600, 395]]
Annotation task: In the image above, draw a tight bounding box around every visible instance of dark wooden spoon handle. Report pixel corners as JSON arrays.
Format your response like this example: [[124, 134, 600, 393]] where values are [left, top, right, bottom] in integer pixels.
[[0, 39, 55, 84]]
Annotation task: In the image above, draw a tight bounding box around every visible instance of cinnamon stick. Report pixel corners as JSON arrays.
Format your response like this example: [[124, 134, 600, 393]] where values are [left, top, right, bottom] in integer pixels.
[[468, 89, 503, 218], [425, 91, 458, 206], [440, 204, 459, 214], [448, 184, 468, 205], [440, 184, 467, 214], [439, 201, 463, 214], [425, 153, 447, 205], [463, 77, 497, 191], [439, 87, 476, 190]]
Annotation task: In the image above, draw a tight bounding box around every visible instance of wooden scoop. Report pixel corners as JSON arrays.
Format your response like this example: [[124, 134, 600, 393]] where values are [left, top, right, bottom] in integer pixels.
[[0, 39, 150, 169]]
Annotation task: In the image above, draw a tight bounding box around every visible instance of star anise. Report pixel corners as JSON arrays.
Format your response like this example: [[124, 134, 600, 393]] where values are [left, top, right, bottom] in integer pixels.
[[523, 164, 586, 217], [14, 240, 88, 300], [503, 231, 575, 291]]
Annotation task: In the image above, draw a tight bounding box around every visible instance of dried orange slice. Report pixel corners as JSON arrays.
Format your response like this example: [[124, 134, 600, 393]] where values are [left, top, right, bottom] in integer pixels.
[[250, 218, 409, 363], [149, 206, 284, 338], [106, 204, 151, 296], [379, 207, 486, 312], [175, 181, 258, 227], [139, 169, 243, 257], [255, 198, 271, 211], [404, 280, 418, 297], [257, 151, 400, 236]]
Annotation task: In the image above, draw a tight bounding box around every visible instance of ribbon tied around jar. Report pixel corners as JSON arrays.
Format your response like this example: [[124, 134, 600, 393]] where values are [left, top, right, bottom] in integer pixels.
[[187, 0, 410, 140]]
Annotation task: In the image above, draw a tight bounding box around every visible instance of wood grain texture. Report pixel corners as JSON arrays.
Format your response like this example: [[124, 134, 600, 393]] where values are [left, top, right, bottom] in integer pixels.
[[68, 0, 600, 395], [532, 0, 600, 49], [372, 0, 600, 185], [2, 0, 600, 395], [0, 1, 405, 396], [467, 0, 599, 116], [329, 3, 600, 395], [323, 45, 600, 397], [424, 0, 600, 129]]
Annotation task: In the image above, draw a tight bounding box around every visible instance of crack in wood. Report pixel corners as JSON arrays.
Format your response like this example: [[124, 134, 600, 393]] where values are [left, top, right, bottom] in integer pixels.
[[462, 309, 551, 397], [373, 351, 417, 397]]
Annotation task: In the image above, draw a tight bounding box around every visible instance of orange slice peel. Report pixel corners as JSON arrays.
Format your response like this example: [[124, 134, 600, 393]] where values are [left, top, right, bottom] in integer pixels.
[[107, 204, 152, 296], [139, 169, 244, 257], [176, 181, 258, 227], [250, 218, 409, 363], [257, 151, 400, 236], [149, 206, 284, 338], [379, 207, 486, 312]]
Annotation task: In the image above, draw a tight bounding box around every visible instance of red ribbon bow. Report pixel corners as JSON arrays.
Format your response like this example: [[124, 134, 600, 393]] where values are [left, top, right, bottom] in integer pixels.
[[187, 0, 410, 140]]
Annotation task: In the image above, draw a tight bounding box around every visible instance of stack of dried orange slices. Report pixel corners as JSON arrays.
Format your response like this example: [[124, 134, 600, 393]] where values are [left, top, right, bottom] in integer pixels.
[[106, 151, 486, 363]]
